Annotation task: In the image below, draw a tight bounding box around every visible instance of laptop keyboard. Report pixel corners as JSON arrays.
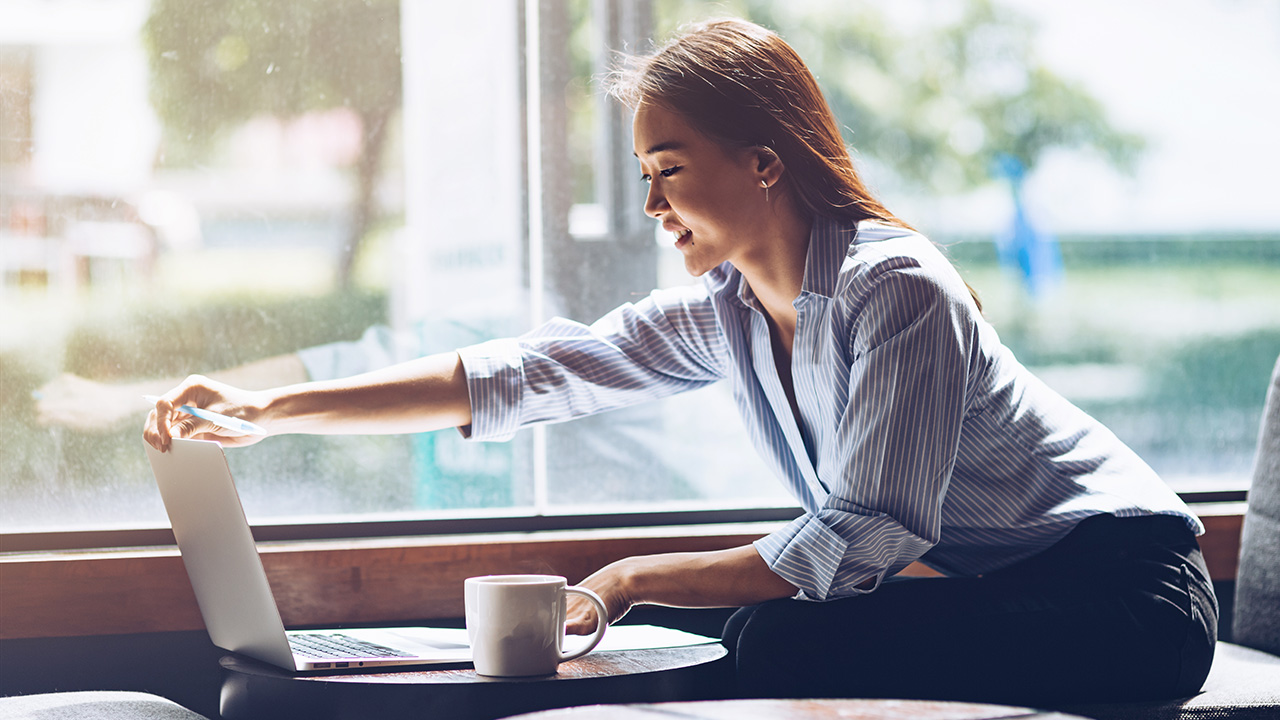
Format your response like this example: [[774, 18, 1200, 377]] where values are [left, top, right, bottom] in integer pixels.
[[289, 632, 416, 659]]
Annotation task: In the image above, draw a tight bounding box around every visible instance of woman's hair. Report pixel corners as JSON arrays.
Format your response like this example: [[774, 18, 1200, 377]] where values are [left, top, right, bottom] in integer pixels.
[[605, 17, 982, 311], [605, 17, 902, 228]]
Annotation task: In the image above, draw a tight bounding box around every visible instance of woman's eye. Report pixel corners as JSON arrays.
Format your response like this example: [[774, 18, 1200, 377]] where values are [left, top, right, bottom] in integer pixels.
[[641, 166, 681, 184]]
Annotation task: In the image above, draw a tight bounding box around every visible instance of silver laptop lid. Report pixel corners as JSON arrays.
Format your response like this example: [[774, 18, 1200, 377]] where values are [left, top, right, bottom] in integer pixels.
[[144, 438, 297, 670]]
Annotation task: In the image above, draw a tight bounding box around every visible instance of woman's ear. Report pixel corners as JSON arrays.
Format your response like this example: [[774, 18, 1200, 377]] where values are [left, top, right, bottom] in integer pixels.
[[754, 145, 785, 188]]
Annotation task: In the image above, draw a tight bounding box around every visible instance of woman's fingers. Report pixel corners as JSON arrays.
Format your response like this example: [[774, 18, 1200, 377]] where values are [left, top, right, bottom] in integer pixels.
[[143, 375, 262, 451], [565, 593, 610, 635]]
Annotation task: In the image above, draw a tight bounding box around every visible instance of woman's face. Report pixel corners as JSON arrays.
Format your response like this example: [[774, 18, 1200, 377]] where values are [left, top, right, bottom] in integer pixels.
[[632, 102, 766, 277]]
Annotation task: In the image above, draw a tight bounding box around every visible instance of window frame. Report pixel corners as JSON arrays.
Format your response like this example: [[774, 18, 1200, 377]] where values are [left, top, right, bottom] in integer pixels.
[[0, 489, 1245, 555]]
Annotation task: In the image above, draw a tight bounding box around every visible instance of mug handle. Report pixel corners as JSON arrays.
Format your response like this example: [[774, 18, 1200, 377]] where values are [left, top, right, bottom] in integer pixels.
[[559, 586, 608, 663]]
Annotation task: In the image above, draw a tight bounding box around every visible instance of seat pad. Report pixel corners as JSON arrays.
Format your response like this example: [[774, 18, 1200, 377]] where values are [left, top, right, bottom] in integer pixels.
[[0, 690, 209, 720], [1054, 642, 1280, 720]]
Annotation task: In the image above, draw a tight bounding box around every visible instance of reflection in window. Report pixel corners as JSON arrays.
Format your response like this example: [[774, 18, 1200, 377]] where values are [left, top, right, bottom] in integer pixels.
[[2, 0, 1277, 535]]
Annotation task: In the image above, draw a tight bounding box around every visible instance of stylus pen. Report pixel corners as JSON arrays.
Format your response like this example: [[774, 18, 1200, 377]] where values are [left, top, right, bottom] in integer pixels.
[[143, 395, 268, 436]]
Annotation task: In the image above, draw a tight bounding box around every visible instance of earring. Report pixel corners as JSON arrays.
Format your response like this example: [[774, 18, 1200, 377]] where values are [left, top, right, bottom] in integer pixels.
[[761, 179, 770, 203]]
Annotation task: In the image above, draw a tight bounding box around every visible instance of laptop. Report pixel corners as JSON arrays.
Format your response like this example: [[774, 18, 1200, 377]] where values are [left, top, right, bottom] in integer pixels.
[[144, 437, 473, 671], [144, 438, 718, 673]]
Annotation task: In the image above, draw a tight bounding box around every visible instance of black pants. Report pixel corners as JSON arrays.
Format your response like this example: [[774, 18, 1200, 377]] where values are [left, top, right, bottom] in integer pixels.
[[723, 514, 1218, 706]]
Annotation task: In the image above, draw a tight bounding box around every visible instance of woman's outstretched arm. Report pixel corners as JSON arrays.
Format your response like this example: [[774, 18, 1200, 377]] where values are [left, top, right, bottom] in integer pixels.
[[143, 351, 471, 451]]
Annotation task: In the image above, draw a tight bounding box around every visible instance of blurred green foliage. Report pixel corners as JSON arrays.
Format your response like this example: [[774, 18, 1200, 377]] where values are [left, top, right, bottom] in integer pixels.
[[142, 0, 402, 285], [142, 0, 400, 163], [1155, 329, 1280, 411]]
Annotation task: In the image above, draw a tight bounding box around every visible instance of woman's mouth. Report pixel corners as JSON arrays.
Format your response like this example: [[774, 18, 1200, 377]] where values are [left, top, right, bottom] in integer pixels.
[[673, 227, 692, 247]]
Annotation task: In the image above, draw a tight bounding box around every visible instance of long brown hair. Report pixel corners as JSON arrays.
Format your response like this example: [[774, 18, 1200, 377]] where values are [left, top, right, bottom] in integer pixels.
[[606, 18, 902, 227], [606, 18, 983, 310]]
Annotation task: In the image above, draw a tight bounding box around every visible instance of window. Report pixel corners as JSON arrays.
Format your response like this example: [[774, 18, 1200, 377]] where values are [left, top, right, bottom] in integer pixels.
[[2, 0, 1276, 545]]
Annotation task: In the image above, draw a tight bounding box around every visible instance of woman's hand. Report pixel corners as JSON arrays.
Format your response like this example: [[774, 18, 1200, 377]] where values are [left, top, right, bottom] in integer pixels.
[[143, 375, 268, 451], [566, 558, 639, 635]]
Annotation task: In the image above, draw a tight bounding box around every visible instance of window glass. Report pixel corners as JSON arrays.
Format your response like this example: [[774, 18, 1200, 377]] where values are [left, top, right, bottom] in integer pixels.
[[2, 0, 1276, 536]]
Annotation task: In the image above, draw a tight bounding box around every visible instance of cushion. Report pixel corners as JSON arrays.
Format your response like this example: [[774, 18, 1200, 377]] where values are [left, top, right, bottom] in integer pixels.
[[1055, 642, 1280, 720], [0, 691, 209, 720], [1235, 354, 1280, 656]]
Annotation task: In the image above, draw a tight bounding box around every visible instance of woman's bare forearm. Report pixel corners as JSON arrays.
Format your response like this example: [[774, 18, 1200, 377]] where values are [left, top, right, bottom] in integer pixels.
[[567, 544, 798, 633], [259, 351, 472, 436], [620, 545, 798, 608]]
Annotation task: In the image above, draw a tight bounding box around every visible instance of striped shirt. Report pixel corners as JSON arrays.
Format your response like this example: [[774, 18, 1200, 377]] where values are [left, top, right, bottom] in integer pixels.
[[459, 217, 1201, 601]]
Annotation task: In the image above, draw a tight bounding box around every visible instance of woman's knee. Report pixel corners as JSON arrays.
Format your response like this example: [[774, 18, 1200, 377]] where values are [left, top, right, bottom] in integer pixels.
[[720, 604, 758, 655]]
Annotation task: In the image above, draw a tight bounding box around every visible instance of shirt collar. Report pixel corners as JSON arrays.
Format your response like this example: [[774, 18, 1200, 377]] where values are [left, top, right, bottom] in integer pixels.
[[799, 215, 859, 299]]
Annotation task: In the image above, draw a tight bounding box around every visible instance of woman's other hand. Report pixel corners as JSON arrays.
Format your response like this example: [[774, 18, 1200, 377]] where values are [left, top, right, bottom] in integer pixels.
[[566, 559, 639, 635]]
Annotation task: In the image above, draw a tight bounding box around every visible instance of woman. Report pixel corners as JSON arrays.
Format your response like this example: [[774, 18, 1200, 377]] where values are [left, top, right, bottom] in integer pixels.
[[145, 18, 1215, 706]]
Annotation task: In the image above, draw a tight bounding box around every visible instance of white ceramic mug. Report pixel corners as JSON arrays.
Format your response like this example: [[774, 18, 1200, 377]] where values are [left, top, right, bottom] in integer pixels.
[[464, 574, 608, 677]]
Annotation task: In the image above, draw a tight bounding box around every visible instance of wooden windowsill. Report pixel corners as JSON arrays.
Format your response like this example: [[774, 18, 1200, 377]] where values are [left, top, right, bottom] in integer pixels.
[[0, 506, 1245, 642], [0, 522, 782, 640]]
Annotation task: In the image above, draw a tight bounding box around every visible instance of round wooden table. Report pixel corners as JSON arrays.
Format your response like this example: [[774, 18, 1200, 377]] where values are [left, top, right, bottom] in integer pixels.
[[219, 643, 729, 720], [502, 698, 1090, 719]]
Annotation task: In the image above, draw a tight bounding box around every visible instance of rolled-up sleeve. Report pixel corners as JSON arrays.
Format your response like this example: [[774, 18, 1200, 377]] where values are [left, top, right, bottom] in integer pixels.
[[458, 285, 730, 442], [755, 505, 942, 600], [455, 337, 527, 441]]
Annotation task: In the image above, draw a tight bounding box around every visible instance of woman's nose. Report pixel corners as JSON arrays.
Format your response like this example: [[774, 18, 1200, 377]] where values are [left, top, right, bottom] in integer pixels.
[[644, 182, 667, 218]]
